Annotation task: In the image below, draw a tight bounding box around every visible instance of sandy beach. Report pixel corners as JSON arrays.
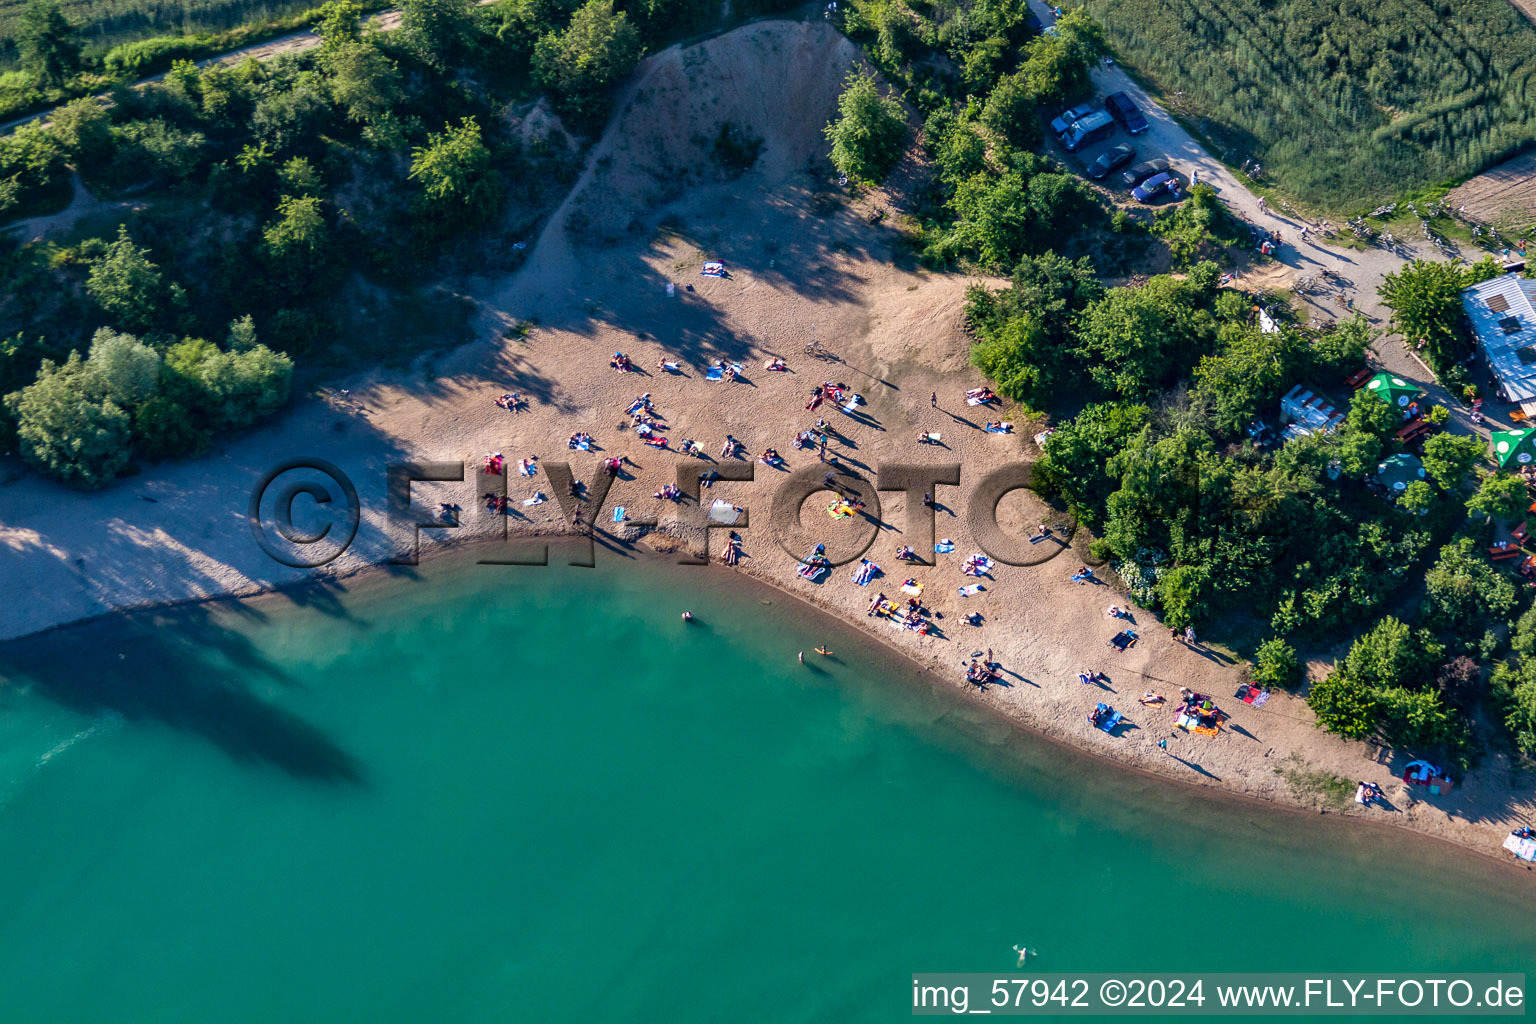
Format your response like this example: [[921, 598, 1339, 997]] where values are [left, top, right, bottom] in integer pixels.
[[2, 20, 1532, 862]]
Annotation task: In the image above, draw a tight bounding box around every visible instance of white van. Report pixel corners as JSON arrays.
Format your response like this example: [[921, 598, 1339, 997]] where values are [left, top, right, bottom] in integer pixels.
[[1060, 110, 1114, 152]]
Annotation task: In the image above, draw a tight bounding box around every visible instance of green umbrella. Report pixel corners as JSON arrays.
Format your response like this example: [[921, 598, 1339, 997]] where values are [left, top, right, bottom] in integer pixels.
[[1362, 372, 1419, 410], [1377, 452, 1426, 492], [1492, 428, 1536, 469]]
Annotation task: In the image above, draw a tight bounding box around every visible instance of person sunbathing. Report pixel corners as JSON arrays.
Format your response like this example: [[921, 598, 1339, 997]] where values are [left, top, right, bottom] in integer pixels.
[[721, 435, 738, 458], [766, 358, 787, 371], [1139, 692, 1165, 705], [758, 449, 781, 465], [896, 545, 915, 560]]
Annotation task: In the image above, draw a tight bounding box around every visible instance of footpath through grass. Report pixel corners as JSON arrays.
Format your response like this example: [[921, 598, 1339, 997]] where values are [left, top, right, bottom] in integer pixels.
[[1077, 0, 1536, 210]]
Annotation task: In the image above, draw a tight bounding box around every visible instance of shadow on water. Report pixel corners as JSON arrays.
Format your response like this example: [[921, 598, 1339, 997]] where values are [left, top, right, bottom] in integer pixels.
[[0, 604, 365, 785]]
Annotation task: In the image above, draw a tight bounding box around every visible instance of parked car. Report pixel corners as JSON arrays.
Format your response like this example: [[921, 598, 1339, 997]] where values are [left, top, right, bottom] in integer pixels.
[[1121, 158, 1171, 188], [1132, 171, 1179, 202], [1049, 102, 1096, 138], [1087, 144, 1137, 180], [1060, 110, 1115, 152], [1105, 92, 1149, 135]]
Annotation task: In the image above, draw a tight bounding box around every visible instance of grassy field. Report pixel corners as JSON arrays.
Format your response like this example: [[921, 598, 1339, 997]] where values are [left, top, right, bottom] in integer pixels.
[[1078, 0, 1536, 210], [0, 0, 322, 66]]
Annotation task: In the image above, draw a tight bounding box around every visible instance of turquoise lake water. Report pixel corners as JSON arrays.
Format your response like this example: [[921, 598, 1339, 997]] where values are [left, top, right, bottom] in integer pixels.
[[0, 552, 1532, 1022]]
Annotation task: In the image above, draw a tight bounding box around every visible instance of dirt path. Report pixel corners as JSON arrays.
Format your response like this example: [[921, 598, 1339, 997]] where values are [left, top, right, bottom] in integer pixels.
[[4, 172, 141, 241], [0, 7, 412, 136], [1027, 0, 1477, 428]]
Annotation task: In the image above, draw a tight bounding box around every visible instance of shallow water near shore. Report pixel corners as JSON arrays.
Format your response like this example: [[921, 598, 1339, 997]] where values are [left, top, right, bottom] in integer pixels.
[[0, 552, 1532, 1022]]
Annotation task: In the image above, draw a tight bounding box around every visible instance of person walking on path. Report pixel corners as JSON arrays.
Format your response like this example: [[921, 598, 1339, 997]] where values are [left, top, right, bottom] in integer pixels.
[[1256, 196, 1267, 212]]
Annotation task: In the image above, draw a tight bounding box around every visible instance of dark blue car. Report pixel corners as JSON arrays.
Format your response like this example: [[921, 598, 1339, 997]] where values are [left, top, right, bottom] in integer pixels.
[[1132, 171, 1178, 202], [1105, 92, 1149, 135]]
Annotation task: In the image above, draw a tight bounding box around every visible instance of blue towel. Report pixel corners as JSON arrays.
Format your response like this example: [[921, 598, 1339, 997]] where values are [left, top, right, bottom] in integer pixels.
[[935, 542, 955, 553], [705, 367, 724, 381], [613, 507, 625, 522]]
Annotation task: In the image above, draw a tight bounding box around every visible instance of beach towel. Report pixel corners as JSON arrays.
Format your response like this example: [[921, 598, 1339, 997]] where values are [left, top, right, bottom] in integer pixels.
[[957, 584, 984, 597], [1251, 691, 1270, 709], [1109, 630, 1136, 651], [922, 432, 941, 444], [705, 366, 724, 381], [661, 361, 680, 371], [702, 261, 725, 277], [1193, 725, 1220, 738], [729, 362, 744, 375], [612, 507, 626, 523], [1504, 835, 1536, 862], [967, 397, 986, 406], [569, 439, 592, 451], [519, 460, 537, 477], [900, 582, 923, 596], [522, 494, 546, 506], [842, 395, 860, 413], [935, 541, 955, 554], [709, 499, 741, 525], [985, 424, 1011, 434]]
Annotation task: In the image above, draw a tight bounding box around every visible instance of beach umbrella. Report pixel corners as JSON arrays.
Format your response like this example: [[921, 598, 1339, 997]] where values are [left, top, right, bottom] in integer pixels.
[[1376, 452, 1426, 492], [1362, 372, 1419, 410], [1491, 428, 1536, 469]]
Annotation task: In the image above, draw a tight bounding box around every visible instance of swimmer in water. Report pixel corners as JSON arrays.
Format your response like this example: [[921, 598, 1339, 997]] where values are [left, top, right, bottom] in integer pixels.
[[798, 651, 805, 664], [1013, 945, 1031, 966], [682, 611, 693, 622]]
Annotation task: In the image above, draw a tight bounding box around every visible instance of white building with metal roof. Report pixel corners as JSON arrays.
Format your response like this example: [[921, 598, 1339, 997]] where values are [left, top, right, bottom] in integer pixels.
[[1463, 268, 1536, 405]]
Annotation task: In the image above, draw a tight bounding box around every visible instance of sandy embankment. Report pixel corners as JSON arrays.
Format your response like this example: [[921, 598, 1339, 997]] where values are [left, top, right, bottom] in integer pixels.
[[0, 21, 1532, 865]]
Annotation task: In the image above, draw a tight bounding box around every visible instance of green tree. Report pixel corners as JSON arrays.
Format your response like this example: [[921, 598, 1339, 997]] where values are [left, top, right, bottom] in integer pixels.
[[85, 226, 185, 333], [1340, 616, 1440, 692], [1158, 563, 1210, 629], [17, 0, 81, 87], [1378, 259, 1470, 374], [82, 328, 161, 408], [1422, 537, 1518, 635], [409, 117, 501, 223], [133, 395, 209, 460], [1073, 266, 1220, 397], [1506, 676, 1536, 755], [1419, 432, 1484, 490], [6, 352, 132, 488], [277, 157, 322, 196], [1466, 470, 1530, 522], [400, 0, 475, 70], [1253, 637, 1301, 690], [532, 0, 643, 127], [1190, 325, 1300, 435], [49, 97, 115, 170], [327, 41, 402, 124], [165, 338, 293, 431], [1306, 672, 1380, 739], [823, 70, 906, 185], [1016, 8, 1102, 107], [263, 194, 329, 272], [1375, 686, 1456, 748], [314, 0, 364, 49], [1399, 478, 1435, 514], [979, 71, 1042, 150]]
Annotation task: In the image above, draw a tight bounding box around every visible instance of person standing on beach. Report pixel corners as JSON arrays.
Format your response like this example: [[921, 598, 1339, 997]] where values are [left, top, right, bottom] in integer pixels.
[[931, 391, 938, 408]]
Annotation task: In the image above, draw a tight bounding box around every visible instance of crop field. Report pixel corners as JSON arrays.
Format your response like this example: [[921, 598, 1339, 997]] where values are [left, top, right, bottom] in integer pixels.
[[1079, 0, 1536, 209], [0, 0, 322, 66]]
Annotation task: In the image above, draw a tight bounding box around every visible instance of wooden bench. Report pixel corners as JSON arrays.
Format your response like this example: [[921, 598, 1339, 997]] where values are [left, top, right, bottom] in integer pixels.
[[1343, 368, 1373, 390]]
